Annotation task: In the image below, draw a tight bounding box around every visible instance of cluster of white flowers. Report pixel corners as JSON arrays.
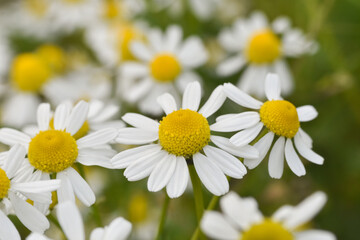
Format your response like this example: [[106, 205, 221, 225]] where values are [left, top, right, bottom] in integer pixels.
[[0, 0, 336, 239]]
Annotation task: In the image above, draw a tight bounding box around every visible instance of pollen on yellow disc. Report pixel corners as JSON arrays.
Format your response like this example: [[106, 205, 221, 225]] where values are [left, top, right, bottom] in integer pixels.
[[36, 44, 66, 74], [241, 219, 294, 240], [159, 109, 210, 157], [11, 53, 52, 92], [49, 118, 89, 140], [117, 24, 143, 61], [150, 54, 181, 82], [24, 0, 48, 17], [246, 30, 281, 64], [28, 130, 78, 173], [260, 100, 300, 138], [129, 193, 148, 223], [0, 168, 11, 199]]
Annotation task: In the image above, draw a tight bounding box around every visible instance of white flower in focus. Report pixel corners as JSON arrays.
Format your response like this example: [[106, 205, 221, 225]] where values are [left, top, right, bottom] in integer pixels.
[[27, 201, 132, 240], [0, 101, 118, 207], [112, 81, 259, 198], [120, 25, 208, 115], [217, 11, 317, 97], [0, 144, 61, 239], [213, 73, 323, 178], [201, 191, 336, 240]]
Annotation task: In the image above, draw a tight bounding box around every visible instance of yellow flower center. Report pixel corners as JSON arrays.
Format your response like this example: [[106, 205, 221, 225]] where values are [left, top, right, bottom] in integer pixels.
[[49, 118, 89, 140], [28, 130, 78, 173], [158, 109, 210, 157], [260, 100, 300, 138], [129, 193, 148, 223], [11, 53, 52, 92], [246, 30, 281, 64], [117, 24, 143, 62], [241, 219, 294, 240], [24, 0, 48, 17], [0, 168, 11, 199], [103, 0, 121, 19], [37, 44, 66, 74], [150, 54, 181, 82], [63, 0, 83, 4]]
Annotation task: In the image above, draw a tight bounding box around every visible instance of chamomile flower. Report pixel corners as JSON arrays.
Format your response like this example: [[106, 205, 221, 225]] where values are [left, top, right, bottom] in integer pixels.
[[212, 73, 323, 178], [0, 144, 61, 239], [0, 101, 118, 207], [201, 191, 336, 240], [26, 201, 132, 240], [119, 25, 208, 115], [112, 81, 258, 198], [217, 11, 317, 97]]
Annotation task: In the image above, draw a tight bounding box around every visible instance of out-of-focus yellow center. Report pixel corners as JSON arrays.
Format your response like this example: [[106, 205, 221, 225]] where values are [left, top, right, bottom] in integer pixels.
[[63, 0, 83, 4], [24, 0, 48, 17], [117, 24, 143, 61], [49, 118, 89, 140], [37, 44, 66, 74], [129, 193, 148, 223], [241, 219, 294, 240], [103, 0, 121, 19], [0, 168, 10, 199], [260, 100, 300, 138], [246, 30, 281, 64], [11, 53, 52, 92], [28, 130, 78, 173], [150, 54, 181, 82], [159, 109, 210, 157]]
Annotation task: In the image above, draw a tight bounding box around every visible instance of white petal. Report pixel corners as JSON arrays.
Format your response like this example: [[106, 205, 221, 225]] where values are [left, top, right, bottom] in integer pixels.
[[116, 128, 158, 144], [294, 133, 324, 165], [165, 25, 183, 52], [54, 102, 71, 131], [122, 113, 159, 132], [200, 211, 238, 240], [120, 62, 148, 79], [166, 157, 189, 198], [67, 168, 95, 207], [111, 144, 162, 168], [285, 138, 306, 176], [211, 135, 259, 159], [122, 77, 153, 103], [157, 93, 178, 115], [238, 65, 268, 98], [57, 173, 75, 204], [223, 83, 263, 109], [297, 105, 318, 122], [216, 114, 238, 122], [217, 55, 246, 76], [229, 122, 263, 146], [268, 137, 285, 179], [265, 73, 282, 100], [65, 101, 89, 135], [182, 81, 201, 111], [147, 154, 177, 192], [284, 191, 327, 230], [57, 201, 85, 240], [0, 128, 31, 146], [274, 60, 294, 95], [11, 179, 61, 194], [9, 192, 49, 233], [77, 148, 115, 168], [4, 144, 26, 179], [272, 205, 294, 222], [203, 146, 247, 179], [244, 132, 274, 169], [193, 153, 229, 196], [298, 128, 313, 148], [199, 85, 226, 118], [210, 112, 260, 132], [90, 228, 105, 240], [130, 41, 153, 62], [178, 37, 208, 68], [124, 151, 166, 181], [22, 192, 52, 205], [90, 104, 119, 123], [0, 211, 20, 240], [77, 128, 118, 148], [104, 217, 132, 240], [295, 230, 336, 240], [37, 103, 50, 131], [26, 232, 51, 240]]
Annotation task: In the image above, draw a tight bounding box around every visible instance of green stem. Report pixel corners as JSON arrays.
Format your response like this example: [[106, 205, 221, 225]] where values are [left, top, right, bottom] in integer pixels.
[[48, 213, 62, 230], [155, 193, 171, 240], [190, 195, 220, 240], [189, 164, 204, 223]]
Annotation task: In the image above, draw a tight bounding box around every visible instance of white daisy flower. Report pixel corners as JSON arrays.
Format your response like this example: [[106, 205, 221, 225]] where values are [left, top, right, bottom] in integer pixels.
[[212, 73, 323, 178], [26, 201, 132, 240], [119, 25, 208, 115], [0, 101, 118, 207], [112, 81, 258, 198], [217, 11, 317, 97], [0, 144, 61, 239], [201, 191, 336, 240]]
